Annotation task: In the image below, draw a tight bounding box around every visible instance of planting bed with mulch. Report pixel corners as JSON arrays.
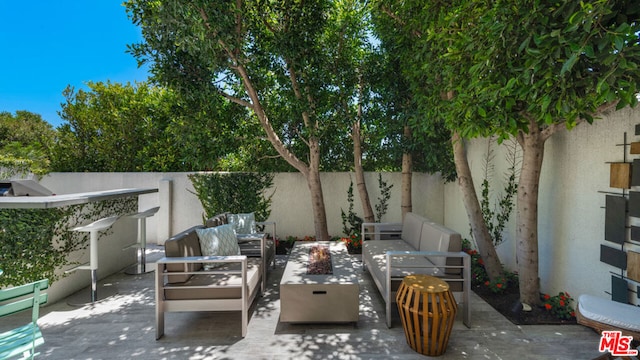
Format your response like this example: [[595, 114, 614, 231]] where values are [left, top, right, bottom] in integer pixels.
[[473, 283, 577, 325]]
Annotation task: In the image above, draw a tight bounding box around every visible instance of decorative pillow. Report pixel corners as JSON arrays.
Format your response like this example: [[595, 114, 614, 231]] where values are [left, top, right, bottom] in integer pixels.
[[228, 212, 257, 234], [196, 224, 241, 257]]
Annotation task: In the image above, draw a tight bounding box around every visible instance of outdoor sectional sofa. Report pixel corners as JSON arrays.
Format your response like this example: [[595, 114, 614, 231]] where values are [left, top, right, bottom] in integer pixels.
[[155, 213, 275, 338], [362, 212, 471, 328]]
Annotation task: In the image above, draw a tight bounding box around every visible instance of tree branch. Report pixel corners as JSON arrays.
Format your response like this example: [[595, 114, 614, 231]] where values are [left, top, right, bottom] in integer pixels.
[[219, 91, 253, 109], [380, 5, 422, 38], [287, 60, 313, 129], [540, 100, 620, 141]]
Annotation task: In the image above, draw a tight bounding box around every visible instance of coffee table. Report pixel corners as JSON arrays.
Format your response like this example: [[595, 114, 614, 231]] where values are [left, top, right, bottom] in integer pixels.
[[279, 241, 359, 323]]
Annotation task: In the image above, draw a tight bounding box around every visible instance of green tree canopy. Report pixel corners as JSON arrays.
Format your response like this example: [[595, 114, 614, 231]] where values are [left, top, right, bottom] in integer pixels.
[[0, 111, 55, 177], [125, 0, 385, 240], [50, 81, 256, 172], [375, 0, 640, 305]]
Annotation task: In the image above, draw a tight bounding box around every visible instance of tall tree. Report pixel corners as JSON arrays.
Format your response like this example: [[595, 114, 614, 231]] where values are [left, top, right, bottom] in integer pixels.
[[365, 36, 456, 220], [0, 111, 55, 177], [51, 81, 244, 172], [377, 0, 640, 305], [126, 0, 376, 241]]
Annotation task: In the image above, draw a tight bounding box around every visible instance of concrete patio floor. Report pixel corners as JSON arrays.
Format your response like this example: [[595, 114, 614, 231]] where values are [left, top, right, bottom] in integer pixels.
[[2, 246, 608, 360]]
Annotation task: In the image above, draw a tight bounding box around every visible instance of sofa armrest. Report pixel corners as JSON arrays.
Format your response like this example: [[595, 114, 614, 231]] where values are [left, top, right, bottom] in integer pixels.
[[157, 255, 249, 277], [386, 250, 471, 327], [256, 221, 276, 240], [236, 233, 267, 258], [361, 222, 403, 241], [155, 255, 255, 339], [386, 250, 470, 274], [157, 254, 248, 265]]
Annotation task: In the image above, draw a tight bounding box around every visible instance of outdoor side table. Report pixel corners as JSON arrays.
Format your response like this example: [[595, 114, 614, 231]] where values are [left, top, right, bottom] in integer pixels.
[[396, 274, 457, 356]]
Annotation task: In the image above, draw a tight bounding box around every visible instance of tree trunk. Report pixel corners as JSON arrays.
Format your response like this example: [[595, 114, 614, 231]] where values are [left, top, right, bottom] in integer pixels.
[[515, 121, 546, 306], [451, 131, 503, 281], [353, 121, 375, 223], [308, 137, 330, 241], [233, 62, 330, 242], [401, 125, 413, 219]]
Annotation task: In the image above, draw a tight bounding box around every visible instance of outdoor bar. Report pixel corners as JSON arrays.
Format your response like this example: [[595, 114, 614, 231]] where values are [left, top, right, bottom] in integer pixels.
[[0, 183, 158, 304]]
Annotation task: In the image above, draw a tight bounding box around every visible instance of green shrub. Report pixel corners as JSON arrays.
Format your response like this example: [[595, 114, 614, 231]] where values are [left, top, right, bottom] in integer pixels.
[[189, 172, 274, 223]]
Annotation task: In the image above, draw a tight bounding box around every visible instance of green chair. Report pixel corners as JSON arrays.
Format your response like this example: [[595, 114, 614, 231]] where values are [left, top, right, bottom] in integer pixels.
[[0, 278, 49, 359]]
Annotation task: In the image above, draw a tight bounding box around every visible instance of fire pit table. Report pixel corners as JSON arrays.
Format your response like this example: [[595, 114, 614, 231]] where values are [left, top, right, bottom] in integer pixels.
[[279, 241, 359, 323]]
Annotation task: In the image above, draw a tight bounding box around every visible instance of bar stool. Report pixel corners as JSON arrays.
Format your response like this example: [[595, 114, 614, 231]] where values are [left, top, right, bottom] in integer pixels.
[[66, 216, 120, 305], [124, 206, 160, 275]]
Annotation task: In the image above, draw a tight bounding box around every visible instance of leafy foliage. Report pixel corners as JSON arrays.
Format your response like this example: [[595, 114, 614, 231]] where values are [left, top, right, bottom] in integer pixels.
[[0, 198, 136, 287], [541, 292, 576, 320], [125, 0, 391, 240], [189, 172, 274, 223], [341, 174, 394, 237], [374, 0, 640, 305], [463, 239, 517, 294], [375, 173, 393, 222], [479, 138, 519, 246], [377, 0, 640, 138], [50, 81, 252, 172], [341, 180, 363, 238], [0, 111, 55, 177]]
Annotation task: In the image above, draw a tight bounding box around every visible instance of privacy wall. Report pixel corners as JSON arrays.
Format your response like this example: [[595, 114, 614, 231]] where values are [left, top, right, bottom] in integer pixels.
[[40, 172, 444, 245], [444, 106, 640, 305]]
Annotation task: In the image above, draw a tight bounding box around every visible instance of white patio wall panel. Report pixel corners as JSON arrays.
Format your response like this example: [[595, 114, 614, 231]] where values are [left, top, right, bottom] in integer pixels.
[[40, 171, 444, 246], [444, 105, 640, 305]]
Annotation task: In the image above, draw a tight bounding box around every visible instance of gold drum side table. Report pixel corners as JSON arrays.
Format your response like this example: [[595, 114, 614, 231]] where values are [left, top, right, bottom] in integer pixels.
[[396, 274, 457, 356]]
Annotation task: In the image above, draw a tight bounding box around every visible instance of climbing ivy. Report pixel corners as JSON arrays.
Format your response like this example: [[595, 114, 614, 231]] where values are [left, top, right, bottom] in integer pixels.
[[341, 173, 394, 237], [0, 198, 136, 287], [375, 173, 393, 223], [478, 137, 519, 247]]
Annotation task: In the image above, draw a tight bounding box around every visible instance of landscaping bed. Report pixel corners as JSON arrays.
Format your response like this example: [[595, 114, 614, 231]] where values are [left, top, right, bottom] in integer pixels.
[[473, 283, 577, 325]]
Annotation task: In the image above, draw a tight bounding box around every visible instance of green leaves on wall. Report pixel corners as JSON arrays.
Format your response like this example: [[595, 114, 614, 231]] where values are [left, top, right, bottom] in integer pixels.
[[189, 172, 274, 223], [0, 198, 136, 287]]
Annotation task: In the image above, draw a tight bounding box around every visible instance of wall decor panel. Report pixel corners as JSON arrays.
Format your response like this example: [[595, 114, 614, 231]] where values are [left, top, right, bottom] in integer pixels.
[[605, 195, 626, 244]]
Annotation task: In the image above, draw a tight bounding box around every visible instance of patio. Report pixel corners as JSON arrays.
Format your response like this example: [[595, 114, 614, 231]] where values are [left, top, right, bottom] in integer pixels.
[[2, 246, 605, 360]]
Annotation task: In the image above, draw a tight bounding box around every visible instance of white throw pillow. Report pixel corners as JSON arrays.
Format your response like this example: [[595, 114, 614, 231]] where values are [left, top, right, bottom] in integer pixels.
[[228, 212, 257, 234], [196, 224, 241, 257]]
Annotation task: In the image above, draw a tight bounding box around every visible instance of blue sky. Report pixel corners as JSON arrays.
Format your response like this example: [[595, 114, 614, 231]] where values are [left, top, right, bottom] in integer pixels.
[[0, 1, 149, 127]]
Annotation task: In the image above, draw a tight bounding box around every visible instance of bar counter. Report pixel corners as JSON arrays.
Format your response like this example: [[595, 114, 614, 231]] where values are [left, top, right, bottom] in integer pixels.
[[0, 188, 158, 209], [0, 187, 158, 304]]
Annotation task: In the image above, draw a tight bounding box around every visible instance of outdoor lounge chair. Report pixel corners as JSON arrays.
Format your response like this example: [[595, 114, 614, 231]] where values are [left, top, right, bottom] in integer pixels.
[[576, 294, 640, 359]]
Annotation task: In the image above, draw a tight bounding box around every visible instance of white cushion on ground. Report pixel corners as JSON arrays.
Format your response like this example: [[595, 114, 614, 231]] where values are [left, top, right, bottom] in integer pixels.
[[578, 294, 640, 332]]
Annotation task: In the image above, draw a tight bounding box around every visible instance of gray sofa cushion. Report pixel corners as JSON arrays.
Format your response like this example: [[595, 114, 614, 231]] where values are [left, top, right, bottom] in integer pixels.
[[163, 258, 262, 300], [400, 212, 425, 250], [363, 240, 444, 294], [419, 220, 462, 269]]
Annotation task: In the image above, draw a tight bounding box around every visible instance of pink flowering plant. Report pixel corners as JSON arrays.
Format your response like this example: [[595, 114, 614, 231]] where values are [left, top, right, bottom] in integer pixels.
[[541, 291, 576, 320]]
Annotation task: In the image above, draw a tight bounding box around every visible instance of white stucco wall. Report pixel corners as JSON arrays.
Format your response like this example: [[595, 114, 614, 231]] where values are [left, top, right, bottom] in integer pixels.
[[444, 106, 640, 304], [40, 171, 444, 243]]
